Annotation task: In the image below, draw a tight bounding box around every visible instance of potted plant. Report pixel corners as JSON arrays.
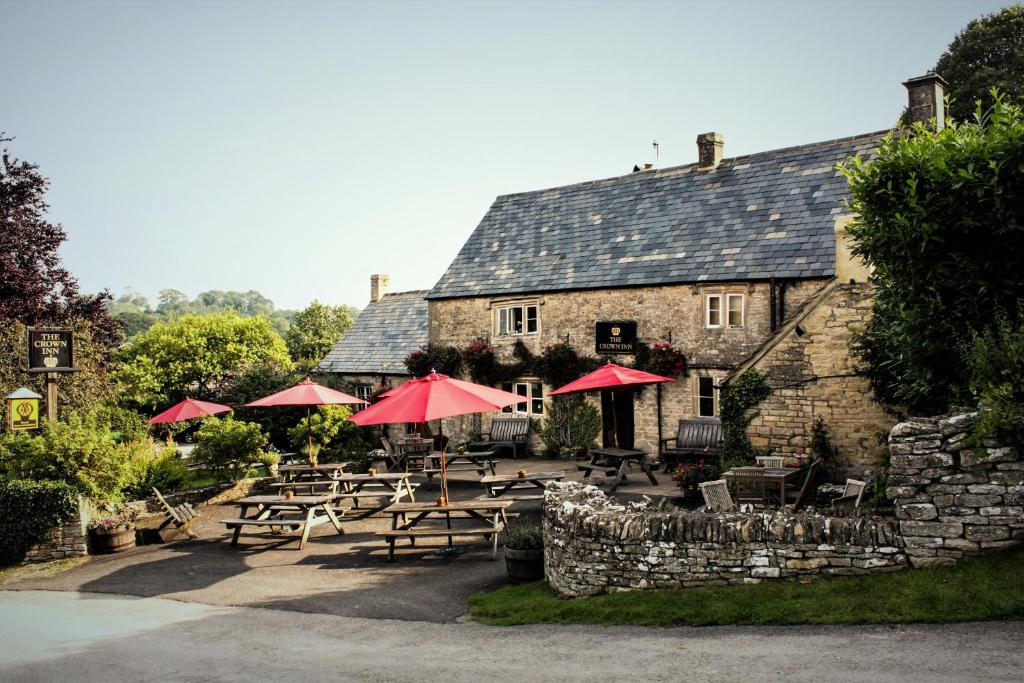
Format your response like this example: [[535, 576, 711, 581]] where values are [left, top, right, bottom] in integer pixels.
[[504, 522, 544, 582], [88, 506, 139, 554], [260, 450, 281, 476], [672, 458, 710, 499]]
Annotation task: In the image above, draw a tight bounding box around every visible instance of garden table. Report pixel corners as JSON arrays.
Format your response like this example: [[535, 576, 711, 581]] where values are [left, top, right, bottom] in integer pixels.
[[479, 471, 566, 501], [377, 500, 513, 561], [328, 472, 417, 519], [578, 447, 658, 492], [722, 466, 802, 505], [221, 492, 343, 550], [423, 450, 498, 483], [277, 462, 349, 483]]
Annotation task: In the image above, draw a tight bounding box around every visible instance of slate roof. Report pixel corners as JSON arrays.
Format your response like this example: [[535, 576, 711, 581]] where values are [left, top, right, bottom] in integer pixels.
[[316, 290, 428, 376], [427, 131, 885, 300]]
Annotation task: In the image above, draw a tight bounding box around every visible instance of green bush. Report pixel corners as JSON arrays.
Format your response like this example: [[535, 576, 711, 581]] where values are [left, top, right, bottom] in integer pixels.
[[124, 446, 192, 499], [0, 478, 79, 564], [192, 416, 268, 482], [0, 414, 140, 503], [966, 311, 1024, 451], [719, 369, 772, 463], [841, 94, 1024, 414], [86, 404, 150, 443], [540, 395, 601, 458], [505, 520, 544, 551], [404, 343, 463, 377]]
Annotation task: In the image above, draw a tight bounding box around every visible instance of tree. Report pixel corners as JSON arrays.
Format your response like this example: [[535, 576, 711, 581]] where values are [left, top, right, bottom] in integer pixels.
[[0, 135, 120, 347], [285, 300, 354, 365], [935, 5, 1024, 123], [840, 94, 1024, 414], [114, 312, 293, 411]]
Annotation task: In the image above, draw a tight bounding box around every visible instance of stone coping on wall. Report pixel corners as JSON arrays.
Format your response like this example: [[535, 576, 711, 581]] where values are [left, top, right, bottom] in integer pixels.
[[543, 482, 906, 597]]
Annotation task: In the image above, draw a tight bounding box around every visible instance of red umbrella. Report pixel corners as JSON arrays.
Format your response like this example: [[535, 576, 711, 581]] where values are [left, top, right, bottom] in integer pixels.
[[246, 378, 367, 457], [149, 397, 233, 425], [349, 371, 522, 504], [549, 362, 674, 395]]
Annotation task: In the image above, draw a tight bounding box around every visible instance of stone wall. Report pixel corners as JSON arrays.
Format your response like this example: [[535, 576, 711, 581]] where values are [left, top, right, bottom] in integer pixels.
[[886, 410, 1024, 567], [429, 279, 824, 447], [742, 281, 894, 473], [543, 482, 906, 596], [22, 498, 90, 563]]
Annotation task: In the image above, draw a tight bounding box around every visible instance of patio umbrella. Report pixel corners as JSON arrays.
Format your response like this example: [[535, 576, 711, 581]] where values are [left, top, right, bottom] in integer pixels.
[[149, 397, 233, 425], [349, 371, 523, 505], [549, 361, 674, 452], [245, 378, 367, 457]]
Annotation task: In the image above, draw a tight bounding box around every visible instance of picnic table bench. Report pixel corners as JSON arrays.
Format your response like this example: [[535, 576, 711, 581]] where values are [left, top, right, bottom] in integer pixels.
[[579, 447, 658, 492], [277, 462, 349, 482], [378, 500, 512, 561], [479, 471, 565, 501], [222, 492, 344, 550], [329, 472, 417, 519], [423, 450, 498, 483]]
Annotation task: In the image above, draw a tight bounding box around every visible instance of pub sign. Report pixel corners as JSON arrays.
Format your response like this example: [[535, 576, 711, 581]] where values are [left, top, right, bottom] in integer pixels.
[[27, 328, 75, 373], [5, 388, 42, 431], [595, 321, 637, 354]]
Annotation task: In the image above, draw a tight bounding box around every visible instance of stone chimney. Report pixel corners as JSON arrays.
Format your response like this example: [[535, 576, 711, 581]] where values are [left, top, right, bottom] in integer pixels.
[[903, 73, 947, 130], [697, 132, 724, 170], [370, 274, 390, 303]]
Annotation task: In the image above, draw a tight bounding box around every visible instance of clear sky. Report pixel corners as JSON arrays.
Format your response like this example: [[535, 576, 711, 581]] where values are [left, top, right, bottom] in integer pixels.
[[0, 0, 1009, 310]]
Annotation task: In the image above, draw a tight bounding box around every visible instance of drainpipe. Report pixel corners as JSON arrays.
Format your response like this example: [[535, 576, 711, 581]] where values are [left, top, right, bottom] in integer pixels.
[[769, 277, 777, 331]]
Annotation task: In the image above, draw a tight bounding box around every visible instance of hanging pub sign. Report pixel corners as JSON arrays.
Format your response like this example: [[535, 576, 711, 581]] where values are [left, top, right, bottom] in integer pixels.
[[595, 321, 638, 354], [27, 328, 75, 373]]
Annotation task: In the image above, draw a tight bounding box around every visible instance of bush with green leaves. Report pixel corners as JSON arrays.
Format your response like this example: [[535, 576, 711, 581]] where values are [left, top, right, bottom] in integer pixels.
[[966, 310, 1024, 451], [192, 416, 268, 482], [288, 405, 375, 460], [539, 395, 601, 458], [0, 414, 140, 503], [404, 343, 462, 377], [123, 446, 192, 499], [86, 404, 150, 443], [841, 94, 1024, 414], [0, 478, 79, 564]]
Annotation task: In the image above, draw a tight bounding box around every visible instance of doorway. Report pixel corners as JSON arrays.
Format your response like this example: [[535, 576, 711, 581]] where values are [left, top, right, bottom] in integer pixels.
[[600, 389, 635, 449]]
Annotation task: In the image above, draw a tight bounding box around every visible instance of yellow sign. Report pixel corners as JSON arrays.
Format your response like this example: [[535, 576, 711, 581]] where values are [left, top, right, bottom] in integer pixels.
[[8, 398, 40, 431]]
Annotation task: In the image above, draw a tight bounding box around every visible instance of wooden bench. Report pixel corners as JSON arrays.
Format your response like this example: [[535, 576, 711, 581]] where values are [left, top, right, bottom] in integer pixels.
[[221, 518, 303, 531], [469, 416, 530, 459], [152, 487, 200, 540], [377, 527, 501, 561], [659, 418, 722, 472]]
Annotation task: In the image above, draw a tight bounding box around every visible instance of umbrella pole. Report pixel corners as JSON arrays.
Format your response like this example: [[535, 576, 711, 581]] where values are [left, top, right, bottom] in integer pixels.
[[439, 420, 449, 505]]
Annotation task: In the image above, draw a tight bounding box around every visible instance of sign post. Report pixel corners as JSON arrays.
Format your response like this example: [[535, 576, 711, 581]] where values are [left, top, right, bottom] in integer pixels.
[[26, 328, 77, 421]]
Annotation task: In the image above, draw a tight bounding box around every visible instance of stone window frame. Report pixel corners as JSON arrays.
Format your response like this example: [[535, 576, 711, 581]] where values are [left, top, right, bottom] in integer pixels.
[[726, 293, 745, 329], [705, 292, 745, 329], [492, 299, 540, 337], [705, 294, 723, 328], [695, 375, 719, 417], [500, 378, 544, 416]]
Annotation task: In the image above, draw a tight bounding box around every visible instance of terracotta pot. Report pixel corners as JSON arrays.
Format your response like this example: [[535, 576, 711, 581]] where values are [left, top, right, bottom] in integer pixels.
[[504, 547, 544, 582], [89, 527, 136, 554]]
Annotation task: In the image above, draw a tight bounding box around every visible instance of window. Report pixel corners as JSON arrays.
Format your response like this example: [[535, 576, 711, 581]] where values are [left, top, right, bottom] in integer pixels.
[[353, 384, 373, 412], [727, 294, 744, 328], [501, 380, 544, 416], [705, 295, 722, 328], [495, 303, 538, 336], [697, 376, 717, 417]]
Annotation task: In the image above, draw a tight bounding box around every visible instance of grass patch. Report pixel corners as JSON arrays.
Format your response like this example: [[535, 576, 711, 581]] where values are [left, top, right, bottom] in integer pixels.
[[469, 548, 1024, 627], [0, 557, 88, 585]]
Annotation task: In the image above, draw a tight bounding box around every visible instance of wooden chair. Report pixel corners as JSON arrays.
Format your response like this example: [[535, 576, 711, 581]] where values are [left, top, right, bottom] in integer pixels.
[[832, 479, 867, 513], [699, 480, 735, 512], [152, 487, 199, 540], [380, 437, 401, 471], [659, 419, 722, 472], [733, 468, 772, 507], [756, 455, 785, 468], [786, 460, 819, 510]]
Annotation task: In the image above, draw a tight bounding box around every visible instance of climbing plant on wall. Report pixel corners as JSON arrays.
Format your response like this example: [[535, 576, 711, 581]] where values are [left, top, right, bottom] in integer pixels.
[[719, 369, 772, 463]]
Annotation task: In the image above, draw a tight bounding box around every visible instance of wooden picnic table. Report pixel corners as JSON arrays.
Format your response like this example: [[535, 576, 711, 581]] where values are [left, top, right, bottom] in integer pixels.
[[722, 466, 802, 504], [277, 462, 349, 482], [479, 471, 565, 500], [423, 450, 498, 482], [578, 447, 658, 492], [329, 472, 417, 518], [221, 492, 344, 550], [378, 500, 513, 562]]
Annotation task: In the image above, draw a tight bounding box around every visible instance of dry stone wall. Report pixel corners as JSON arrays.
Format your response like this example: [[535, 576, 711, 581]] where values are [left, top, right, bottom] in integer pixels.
[[543, 482, 906, 596], [886, 410, 1024, 567], [23, 498, 89, 563]]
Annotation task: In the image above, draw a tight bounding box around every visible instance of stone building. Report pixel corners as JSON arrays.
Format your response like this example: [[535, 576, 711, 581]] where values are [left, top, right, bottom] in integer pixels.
[[317, 274, 427, 404]]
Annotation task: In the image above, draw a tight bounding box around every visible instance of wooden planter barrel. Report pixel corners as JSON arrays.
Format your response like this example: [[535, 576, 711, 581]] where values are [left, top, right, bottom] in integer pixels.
[[89, 527, 137, 554], [505, 547, 544, 582]]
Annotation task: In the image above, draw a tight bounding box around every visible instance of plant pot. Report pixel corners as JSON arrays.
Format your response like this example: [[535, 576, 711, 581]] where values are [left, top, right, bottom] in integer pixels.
[[504, 547, 544, 582], [89, 527, 137, 554]]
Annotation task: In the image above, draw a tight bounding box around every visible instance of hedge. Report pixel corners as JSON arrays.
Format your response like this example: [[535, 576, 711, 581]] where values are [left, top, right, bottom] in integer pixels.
[[0, 478, 79, 565]]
